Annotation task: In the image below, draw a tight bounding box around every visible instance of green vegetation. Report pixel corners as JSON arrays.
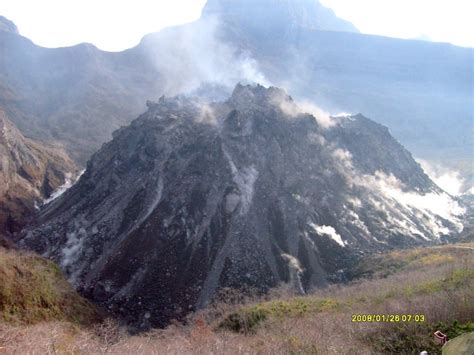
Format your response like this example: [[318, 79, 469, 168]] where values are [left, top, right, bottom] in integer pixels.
[[216, 243, 474, 353], [0, 247, 101, 325], [1, 243, 472, 354], [367, 320, 474, 354], [218, 298, 342, 333], [442, 331, 474, 355], [347, 245, 471, 280]]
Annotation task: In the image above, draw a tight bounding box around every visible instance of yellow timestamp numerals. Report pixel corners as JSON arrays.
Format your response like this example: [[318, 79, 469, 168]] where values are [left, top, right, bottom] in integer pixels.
[[351, 314, 426, 323]]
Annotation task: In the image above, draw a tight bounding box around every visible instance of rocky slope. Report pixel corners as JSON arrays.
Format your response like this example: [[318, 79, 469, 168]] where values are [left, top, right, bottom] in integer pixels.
[[0, 109, 77, 235], [20, 85, 466, 328]]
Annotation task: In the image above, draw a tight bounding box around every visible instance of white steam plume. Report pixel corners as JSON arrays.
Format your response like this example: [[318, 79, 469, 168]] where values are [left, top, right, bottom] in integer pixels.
[[281, 253, 305, 295], [143, 16, 269, 96], [417, 159, 468, 196], [276, 96, 337, 129]]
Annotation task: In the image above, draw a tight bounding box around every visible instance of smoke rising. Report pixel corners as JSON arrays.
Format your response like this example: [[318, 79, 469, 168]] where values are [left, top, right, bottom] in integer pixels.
[[417, 159, 470, 196], [324, 145, 466, 238], [276, 95, 337, 128], [308, 223, 346, 247], [353, 170, 465, 236], [281, 253, 305, 295], [143, 16, 269, 96]]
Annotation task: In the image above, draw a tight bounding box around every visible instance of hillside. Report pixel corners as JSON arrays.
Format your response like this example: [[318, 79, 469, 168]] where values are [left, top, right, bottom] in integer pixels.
[[20, 84, 466, 329], [1, 243, 472, 354], [201, 0, 473, 163], [0, 247, 100, 325], [1, 0, 472, 167], [0, 109, 77, 235], [0, 19, 161, 163]]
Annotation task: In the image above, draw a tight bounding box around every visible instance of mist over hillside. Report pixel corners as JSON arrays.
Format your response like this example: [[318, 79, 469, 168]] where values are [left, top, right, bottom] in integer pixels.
[[0, 0, 472, 172]]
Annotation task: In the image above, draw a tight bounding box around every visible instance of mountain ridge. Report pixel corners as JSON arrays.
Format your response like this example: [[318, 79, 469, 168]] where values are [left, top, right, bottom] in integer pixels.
[[0, 16, 18, 35], [0, 3, 471, 169], [201, 0, 359, 33], [1, 3, 472, 173]]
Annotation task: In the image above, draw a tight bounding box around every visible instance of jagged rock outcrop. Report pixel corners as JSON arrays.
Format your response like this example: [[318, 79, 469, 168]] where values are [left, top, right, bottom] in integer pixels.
[[0, 109, 77, 235], [20, 85, 465, 328]]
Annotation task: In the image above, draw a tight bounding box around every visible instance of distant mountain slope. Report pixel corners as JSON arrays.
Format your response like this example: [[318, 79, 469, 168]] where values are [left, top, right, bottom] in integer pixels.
[[0, 16, 18, 34], [0, 23, 162, 163], [202, 0, 359, 33], [20, 85, 465, 328], [199, 0, 473, 162], [1, 1, 471, 166], [0, 109, 76, 234]]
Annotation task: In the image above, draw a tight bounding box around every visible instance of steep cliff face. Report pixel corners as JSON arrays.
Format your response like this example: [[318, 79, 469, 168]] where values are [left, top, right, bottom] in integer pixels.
[[0, 109, 77, 235], [20, 85, 465, 328]]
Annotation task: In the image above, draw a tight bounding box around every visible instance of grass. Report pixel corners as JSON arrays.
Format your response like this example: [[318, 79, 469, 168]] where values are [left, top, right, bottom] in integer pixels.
[[0, 247, 101, 325], [218, 298, 342, 333], [0, 243, 472, 354], [214, 243, 474, 353], [347, 244, 471, 279]]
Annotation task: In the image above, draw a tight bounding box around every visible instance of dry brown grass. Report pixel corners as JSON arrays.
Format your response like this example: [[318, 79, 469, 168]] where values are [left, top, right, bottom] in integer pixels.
[[0, 247, 101, 325], [0, 243, 472, 354]]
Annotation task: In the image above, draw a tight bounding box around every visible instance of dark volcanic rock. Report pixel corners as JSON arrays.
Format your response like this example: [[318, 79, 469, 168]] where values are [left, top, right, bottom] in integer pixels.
[[20, 85, 465, 329]]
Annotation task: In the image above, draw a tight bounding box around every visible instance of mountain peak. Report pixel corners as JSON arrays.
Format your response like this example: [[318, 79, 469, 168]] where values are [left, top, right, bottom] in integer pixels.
[[202, 0, 359, 33], [0, 16, 19, 35], [231, 83, 288, 101], [21, 84, 464, 328]]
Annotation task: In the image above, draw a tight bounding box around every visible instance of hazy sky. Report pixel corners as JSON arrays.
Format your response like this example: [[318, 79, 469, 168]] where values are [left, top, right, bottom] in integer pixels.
[[0, 0, 207, 51], [1, 0, 472, 51], [320, 0, 473, 47]]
